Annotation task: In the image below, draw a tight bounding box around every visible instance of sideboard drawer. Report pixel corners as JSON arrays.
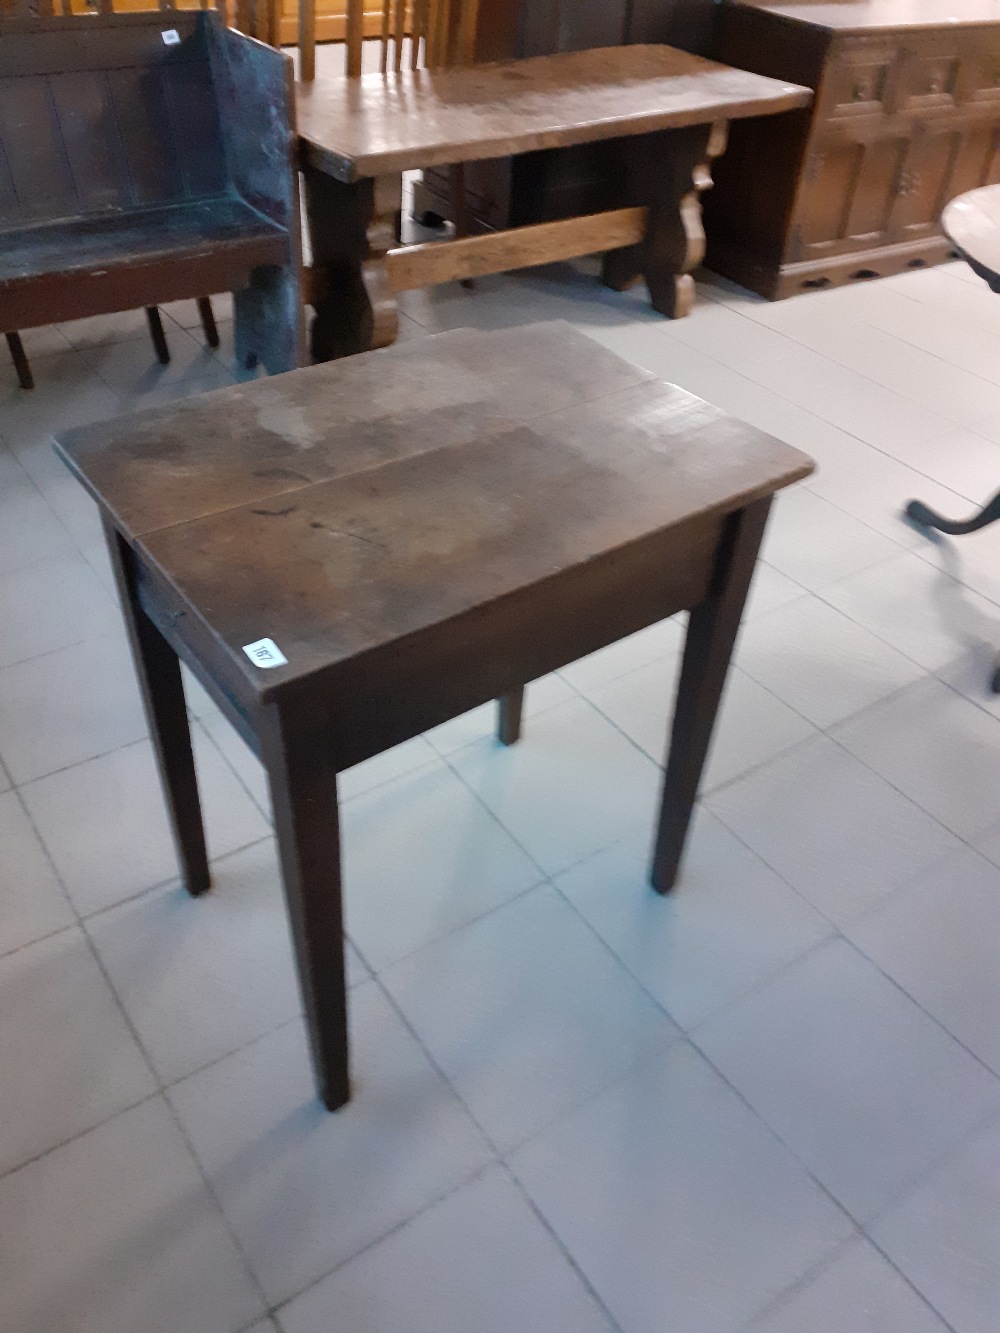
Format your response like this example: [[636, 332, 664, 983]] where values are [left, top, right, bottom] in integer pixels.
[[826, 39, 896, 119], [896, 39, 962, 114], [964, 37, 1000, 106]]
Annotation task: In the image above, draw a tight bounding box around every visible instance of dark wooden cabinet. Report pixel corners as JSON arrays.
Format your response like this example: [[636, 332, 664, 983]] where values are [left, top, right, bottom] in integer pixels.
[[412, 0, 717, 232], [705, 0, 1000, 298]]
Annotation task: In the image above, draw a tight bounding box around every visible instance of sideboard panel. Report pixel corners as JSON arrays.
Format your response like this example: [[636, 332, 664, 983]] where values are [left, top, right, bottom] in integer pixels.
[[706, 1, 1000, 298]]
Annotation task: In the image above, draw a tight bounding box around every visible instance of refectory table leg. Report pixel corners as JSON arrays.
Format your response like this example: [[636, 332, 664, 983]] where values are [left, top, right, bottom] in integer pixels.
[[602, 120, 728, 319], [302, 166, 401, 363]]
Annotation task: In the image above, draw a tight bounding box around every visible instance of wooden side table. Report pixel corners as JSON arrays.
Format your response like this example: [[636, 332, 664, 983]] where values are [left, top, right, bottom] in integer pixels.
[[56, 322, 812, 1110]]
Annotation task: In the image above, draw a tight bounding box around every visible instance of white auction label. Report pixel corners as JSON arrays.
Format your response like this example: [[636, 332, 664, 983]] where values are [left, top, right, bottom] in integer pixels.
[[242, 638, 289, 669], [161, 28, 181, 45]]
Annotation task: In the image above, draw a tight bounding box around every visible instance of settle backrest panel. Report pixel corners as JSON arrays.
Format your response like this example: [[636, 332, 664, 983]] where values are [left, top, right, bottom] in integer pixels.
[[0, 11, 227, 230]]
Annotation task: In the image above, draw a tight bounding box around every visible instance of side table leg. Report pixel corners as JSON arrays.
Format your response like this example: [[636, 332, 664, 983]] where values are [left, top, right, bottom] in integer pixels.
[[602, 121, 728, 319], [497, 689, 524, 746], [302, 166, 401, 363], [260, 700, 350, 1111], [102, 518, 210, 896], [651, 497, 772, 892]]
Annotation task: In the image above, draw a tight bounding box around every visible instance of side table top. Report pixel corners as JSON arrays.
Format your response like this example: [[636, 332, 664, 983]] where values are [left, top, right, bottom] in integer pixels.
[[57, 322, 813, 700], [296, 45, 812, 182], [943, 185, 1000, 285]]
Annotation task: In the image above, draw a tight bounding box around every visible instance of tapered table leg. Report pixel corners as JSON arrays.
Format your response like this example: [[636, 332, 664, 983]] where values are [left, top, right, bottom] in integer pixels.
[[102, 517, 210, 895], [651, 497, 772, 891], [260, 699, 350, 1111]]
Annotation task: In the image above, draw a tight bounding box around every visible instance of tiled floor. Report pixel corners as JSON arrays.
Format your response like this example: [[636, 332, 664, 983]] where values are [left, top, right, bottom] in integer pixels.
[[2, 252, 1000, 1333]]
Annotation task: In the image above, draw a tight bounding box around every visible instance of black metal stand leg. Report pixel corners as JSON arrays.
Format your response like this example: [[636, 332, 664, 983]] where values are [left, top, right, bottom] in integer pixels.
[[905, 490, 1000, 692], [145, 307, 171, 365], [102, 517, 211, 896], [651, 497, 772, 892], [905, 490, 1000, 536]]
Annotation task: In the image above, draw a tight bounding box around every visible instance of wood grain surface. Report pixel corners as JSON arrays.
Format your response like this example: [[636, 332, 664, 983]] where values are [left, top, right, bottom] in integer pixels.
[[296, 44, 812, 181]]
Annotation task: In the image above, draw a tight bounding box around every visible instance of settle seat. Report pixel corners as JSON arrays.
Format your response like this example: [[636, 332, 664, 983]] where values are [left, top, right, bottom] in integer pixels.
[[0, 5, 305, 384]]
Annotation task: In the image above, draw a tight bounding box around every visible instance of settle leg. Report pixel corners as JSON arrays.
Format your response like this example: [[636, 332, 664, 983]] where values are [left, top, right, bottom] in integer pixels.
[[260, 699, 350, 1111], [497, 688, 524, 746], [6, 332, 33, 390], [602, 121, 728, 319], [233, 263, 306, 379], [301, 166, 401, 363], [145, 307, 171, 365], [651, 498, 772, 892], [197, 296, 220, 349], [102, 517, 210, 895]]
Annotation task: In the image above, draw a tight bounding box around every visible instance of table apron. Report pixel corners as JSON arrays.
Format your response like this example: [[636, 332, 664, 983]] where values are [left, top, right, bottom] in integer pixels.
[[315, 512, 723, 769]]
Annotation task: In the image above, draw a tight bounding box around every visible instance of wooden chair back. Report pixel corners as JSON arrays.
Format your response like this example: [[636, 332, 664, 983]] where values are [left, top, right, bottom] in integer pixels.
[[299, 0, 481, 82]]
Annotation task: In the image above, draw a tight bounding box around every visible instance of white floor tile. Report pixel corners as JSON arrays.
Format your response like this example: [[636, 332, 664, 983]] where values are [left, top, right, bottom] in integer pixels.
[[448, 696, 661, 877], [511, 1040, 853, 1333], [0, 1098, 264, 1333], [938, 643, 1000, 720], [910, 506, 1000, 612], [870, 1115, 1000, 1333], [805, 423, 974, 549], [707, 735, 961, 925], [382, 886, 679, 1152], [589, 655, 817, 792], [21, 729, 269, 916], [424, 673, 578, 754], [86, 840, 303, 1084], [0, 448, 76, 576], [821, 549, 1000, 671], [342, 759, 542, 973], [0, 927, 156, 1174], [695, 939, 1000, 1220], [81, 328, 232, 401], [0, 551, 119, 669], [0, 633, 147, 784], [278, 1166, 614, 1333], [746, 562, 809, 619], [845, 846, 1000, 1075], [6, 260, 1000, 1330], [168, 987, 491, 1306], [0, 790, 75, 957], [747, 1235, 948, 1333], [60, 306, 171, 351], [160, 293, 234, 329], [181, 661, 221, 718], [833, 676, 1000, 841], [2, 322, 73, 365], [556, 811, 832, 1030], [760, 487, 901, 592], [0, 350, 118, 453], [735, 595, 926, 729]]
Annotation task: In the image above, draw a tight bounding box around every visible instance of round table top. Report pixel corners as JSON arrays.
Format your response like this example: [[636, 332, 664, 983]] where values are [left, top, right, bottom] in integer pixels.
[[942, 185, 1000, 288]]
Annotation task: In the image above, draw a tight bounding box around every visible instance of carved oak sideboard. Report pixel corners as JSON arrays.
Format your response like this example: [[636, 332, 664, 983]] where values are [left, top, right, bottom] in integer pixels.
[[705, 0, 1000, 298]]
